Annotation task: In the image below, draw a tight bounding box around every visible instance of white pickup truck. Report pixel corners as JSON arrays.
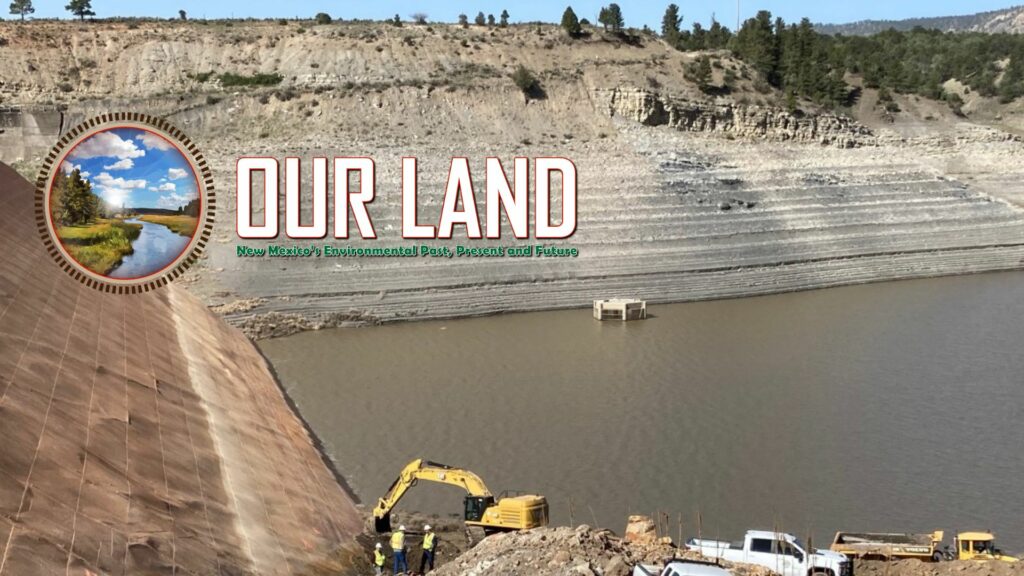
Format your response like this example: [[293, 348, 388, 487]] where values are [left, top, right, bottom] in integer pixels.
[[633, 559, 733, 576], [688, 530, 852, 576]]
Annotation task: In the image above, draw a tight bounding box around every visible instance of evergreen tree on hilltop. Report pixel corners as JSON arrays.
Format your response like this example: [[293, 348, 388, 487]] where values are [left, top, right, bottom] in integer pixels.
[[65, 0, 94, 20], [561, 6, 582, 38], [9, 0, 35, 21], [598, 3, 624, 32], [661, 4, 681, 45], [734, 11, 778, 82]]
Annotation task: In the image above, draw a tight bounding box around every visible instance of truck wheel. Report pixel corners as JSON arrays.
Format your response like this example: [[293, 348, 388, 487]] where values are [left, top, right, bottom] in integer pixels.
[[932, 552, 943, 562]]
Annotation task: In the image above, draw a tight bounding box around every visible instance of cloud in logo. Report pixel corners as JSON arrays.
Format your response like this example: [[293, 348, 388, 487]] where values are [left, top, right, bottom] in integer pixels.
[[68, 132, 145, 160], [103, 158, 134, 171], [60, 161, 90, 178], [136, 132, 173, 151], [167, 167, 189, 180], [157, 191, 197, 210], [92, 171, 147, 206]]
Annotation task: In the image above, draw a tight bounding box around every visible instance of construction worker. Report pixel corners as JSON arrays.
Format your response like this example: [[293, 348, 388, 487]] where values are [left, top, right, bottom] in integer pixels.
[[419, 524, 437, 573], [391, 525, 408, 574], [373, 542, 386, 575]]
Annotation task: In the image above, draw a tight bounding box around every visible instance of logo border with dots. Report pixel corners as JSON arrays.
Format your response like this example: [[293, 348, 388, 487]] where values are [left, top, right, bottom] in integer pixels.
[[35, 113, 215, 294]]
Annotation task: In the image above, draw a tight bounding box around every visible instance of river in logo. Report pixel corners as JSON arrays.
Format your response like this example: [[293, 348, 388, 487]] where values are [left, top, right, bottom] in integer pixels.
[[37, 114, 214, 292]]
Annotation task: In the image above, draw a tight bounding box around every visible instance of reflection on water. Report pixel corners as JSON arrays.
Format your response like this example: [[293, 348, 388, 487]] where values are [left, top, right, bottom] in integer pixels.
[[109, 218, 189, 279], [260, 272, 1024, 548]]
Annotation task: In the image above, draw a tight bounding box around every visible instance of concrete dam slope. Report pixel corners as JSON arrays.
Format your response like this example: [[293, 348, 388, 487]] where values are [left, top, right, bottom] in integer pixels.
[[0, 162, 362, 574]]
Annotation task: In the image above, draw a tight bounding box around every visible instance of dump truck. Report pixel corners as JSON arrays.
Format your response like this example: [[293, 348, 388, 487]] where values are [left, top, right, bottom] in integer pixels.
[[633, 559, 733, 576], [688, 530, 852, 576], [830, 531, 944, 561], [372, 459, 548, 534], [947, 532, 1019, 562]]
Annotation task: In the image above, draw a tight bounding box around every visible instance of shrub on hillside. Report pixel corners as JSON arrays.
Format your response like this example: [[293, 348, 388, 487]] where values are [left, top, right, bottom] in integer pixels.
[[218, 72, 283, 87], [511, 65, 545, 99]]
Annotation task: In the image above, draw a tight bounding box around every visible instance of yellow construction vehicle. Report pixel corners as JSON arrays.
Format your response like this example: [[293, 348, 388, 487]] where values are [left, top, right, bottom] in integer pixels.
[[948, 532, 1019, 562], [372, 459, 549, 534]]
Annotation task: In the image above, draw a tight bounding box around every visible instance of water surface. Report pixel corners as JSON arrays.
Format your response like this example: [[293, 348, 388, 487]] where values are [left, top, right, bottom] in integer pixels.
[[260, 272, 1024, 549], [109, 218, 189, 279]]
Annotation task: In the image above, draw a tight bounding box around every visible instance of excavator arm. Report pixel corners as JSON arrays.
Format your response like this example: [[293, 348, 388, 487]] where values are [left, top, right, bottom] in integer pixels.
[[373, 459, 494, 532]]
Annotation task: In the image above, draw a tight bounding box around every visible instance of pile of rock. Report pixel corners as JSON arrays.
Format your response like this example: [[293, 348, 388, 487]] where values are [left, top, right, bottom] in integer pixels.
[[854, 559, 1024, 576], [433, 521, 774, 576]]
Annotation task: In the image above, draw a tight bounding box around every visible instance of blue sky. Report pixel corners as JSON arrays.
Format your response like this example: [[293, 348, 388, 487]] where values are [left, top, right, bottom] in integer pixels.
[[61, 128, 197, 210], [20, 1, 1021, 28]]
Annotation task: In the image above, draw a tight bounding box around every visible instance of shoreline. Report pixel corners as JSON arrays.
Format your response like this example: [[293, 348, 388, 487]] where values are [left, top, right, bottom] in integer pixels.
[[218, 250, 1024, 339]]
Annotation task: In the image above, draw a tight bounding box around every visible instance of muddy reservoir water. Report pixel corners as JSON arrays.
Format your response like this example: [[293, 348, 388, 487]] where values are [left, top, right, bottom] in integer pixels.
[[260, 272, 1024, 548]]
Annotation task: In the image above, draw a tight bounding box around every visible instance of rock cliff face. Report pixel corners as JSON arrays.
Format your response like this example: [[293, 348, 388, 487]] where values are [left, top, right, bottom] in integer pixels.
[[0, 21, 1022, 338], [0, 162, 363, 575], [597, 87, 874, 147]]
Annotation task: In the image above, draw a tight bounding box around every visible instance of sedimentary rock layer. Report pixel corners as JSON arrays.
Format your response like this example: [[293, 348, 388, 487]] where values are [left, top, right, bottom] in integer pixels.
[[0, 162, 362, 575]]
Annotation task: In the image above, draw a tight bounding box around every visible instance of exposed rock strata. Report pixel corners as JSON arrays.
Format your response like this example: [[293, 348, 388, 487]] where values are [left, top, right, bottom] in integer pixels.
[[597, 87, 874, 147]]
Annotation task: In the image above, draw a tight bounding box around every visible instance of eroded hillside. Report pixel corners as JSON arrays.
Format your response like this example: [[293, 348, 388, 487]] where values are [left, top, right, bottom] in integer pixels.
[[1, 20, 1022, 336]]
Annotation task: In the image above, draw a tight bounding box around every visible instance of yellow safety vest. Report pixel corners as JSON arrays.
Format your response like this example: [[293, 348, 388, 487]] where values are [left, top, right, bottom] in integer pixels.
[[374, 549, 386, 567], [423, 532, 436, 550], [390, 531, 405, 550]]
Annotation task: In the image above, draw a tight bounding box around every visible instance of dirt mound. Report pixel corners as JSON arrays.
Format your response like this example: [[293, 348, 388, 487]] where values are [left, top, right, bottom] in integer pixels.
[[433, 525, 774, 576], [855, 559, 1024, 576]]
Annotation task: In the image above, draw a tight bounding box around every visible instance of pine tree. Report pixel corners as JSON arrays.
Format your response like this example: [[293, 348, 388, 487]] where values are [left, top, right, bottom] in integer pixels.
[[561, 6, 581, 38], [58, 169, 99, 226], [707, 18, 731, 49], [598, 3, 624, 32], [65, 0, 94, 20], [474, 11, 486, 26], [9, 0, 34, 21], [458, 13, 468, 28], [998, 54, 1024, 103], [734, 10, 778, 83], [499, 9, 509, 27], [690, 22, 706, 50], [686, 56, 713, 91], [486, 13, 495, 26], [661, 4, 681, 45]]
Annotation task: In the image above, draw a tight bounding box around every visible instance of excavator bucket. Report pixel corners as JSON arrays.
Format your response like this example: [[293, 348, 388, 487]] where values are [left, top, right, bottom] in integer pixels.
[[374, 512, 392, 534]]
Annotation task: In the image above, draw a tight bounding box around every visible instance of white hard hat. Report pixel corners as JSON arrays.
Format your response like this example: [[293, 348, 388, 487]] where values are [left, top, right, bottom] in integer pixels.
[[399, 525, 406, 531], [375, 543, 382, 549], [424, 525, 431, 531]]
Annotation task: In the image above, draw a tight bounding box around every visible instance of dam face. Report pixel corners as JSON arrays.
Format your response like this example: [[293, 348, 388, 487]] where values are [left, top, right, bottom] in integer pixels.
[[0, 108, 63, 165], [0, 162, 363, 575]]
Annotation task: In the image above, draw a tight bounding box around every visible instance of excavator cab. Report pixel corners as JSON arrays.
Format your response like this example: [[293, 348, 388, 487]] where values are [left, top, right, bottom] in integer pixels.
[[464, 495, 496, 522]]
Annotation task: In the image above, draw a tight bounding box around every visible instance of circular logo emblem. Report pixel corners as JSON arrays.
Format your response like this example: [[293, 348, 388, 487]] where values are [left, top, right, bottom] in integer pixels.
[[35, 113, 214, 293]]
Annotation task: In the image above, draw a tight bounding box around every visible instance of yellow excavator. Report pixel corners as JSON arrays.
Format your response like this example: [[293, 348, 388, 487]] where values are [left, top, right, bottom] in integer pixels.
[[372, 459, 549, 534]]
